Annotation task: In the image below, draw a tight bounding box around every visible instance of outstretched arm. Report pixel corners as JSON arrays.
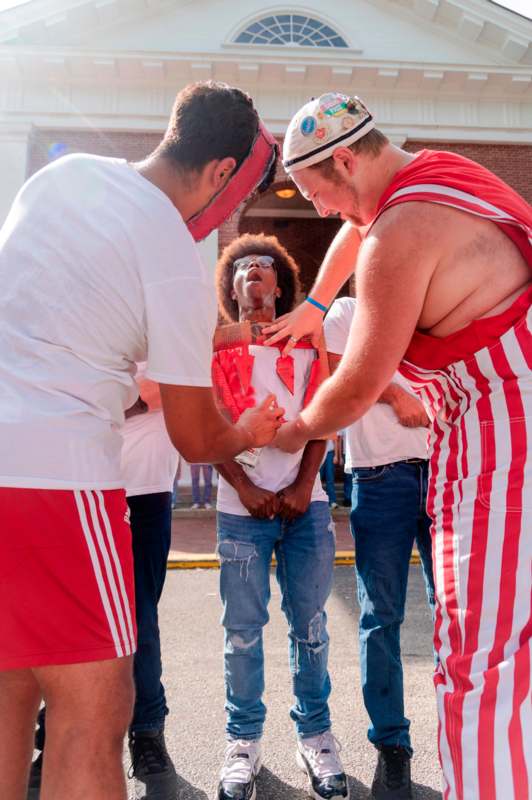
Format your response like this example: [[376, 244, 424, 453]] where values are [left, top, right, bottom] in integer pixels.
[[263, 222, 362, 354], [274, 203, 438, 452], [160, 387, 284, 464]]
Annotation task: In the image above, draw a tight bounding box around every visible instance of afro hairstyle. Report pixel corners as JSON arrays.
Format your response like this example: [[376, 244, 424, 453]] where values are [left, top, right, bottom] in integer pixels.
[[215, 233, 301, 323]]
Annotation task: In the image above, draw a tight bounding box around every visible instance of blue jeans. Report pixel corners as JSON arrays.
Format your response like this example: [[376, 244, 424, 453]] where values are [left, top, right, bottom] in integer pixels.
[[191, 463, 213, 505], [320, 451, 337, 505], [350, 460, 435, 753], [128, 491, 173, 733], [217, 501, 335, 740], [343, 470, 353, 506]]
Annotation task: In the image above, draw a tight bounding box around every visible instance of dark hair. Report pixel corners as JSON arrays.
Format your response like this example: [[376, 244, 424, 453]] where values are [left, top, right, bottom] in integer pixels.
[[216, 233, 301, 322], [154, 81, 260, 174], [310, 128, 389, 179]]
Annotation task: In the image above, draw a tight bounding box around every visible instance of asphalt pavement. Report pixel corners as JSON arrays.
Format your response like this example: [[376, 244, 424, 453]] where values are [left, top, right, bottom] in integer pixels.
[[156, 564, 442, 800]]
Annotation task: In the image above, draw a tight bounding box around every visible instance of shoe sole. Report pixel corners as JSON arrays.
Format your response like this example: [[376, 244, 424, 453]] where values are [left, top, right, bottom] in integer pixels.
[[296, 751, 350, 800], [218, 757, 263, 800]]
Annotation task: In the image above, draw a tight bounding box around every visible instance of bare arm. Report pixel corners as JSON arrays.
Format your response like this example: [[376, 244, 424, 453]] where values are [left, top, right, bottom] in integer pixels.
[[293, 439, 327, 487], [159, 385, 283, 464], [263, 222, 362, 354], [299, 222, 362, 310], [215, 459, 280, 519], [275, 204, 438, 451], [378, 383, 429, 428], [277, 439, 327, 520], [328, 353, 428, 427]]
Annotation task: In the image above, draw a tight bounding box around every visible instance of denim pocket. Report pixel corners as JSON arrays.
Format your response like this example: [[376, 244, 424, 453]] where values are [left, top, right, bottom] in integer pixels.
[[352, 464, 392, 482]]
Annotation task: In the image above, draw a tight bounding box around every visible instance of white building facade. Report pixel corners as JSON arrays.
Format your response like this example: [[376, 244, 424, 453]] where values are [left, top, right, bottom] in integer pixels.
[[0, 0, 531, 276]]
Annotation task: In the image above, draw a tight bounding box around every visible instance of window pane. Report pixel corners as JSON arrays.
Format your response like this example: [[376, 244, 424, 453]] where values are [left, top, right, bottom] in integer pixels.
[[236, 16, 347, 49]]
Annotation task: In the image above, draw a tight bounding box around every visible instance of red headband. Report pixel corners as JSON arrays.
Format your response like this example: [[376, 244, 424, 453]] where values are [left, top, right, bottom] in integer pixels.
[[187, 121, 278, 242]]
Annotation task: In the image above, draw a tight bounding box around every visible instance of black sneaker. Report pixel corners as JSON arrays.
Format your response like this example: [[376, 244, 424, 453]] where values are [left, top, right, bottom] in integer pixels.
[[26, 752, 42, 800], [371, 745, 412, 799], [128, 729, 178, 800]]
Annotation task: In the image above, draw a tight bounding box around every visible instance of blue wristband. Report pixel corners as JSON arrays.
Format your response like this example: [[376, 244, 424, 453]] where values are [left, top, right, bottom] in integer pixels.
[[305, 296, 328, 314]]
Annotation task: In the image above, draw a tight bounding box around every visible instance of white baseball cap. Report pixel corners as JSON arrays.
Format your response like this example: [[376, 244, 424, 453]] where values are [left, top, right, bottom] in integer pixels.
[[283, 92, 375, 174]]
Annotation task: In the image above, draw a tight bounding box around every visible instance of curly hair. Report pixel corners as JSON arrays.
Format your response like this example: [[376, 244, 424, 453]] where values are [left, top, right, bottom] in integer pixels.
[[215, 233, 301, 323]]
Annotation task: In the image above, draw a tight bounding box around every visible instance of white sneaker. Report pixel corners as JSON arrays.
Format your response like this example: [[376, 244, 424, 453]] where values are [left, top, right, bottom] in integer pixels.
[[204, 502, 213, 509], [190, 503, 200, 509], [297, 731, 349, 799], [218, 739, 262, 800]]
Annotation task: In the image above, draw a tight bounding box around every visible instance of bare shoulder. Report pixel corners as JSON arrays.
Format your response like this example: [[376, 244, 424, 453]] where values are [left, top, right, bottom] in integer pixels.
[[369, 201, 449, 246], [357, 202, 441, 286]]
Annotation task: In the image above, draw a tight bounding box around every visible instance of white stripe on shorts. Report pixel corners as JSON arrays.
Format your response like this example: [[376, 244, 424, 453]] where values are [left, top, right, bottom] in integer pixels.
[[73, 490, 123, 658]]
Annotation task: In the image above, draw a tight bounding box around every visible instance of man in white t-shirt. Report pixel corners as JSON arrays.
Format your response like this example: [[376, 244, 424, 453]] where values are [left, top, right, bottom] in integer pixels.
[[324, 297, 435, 799], [0, 82, 283, 800], [28, 371, 180, 799], [212, 234, 348, 800]]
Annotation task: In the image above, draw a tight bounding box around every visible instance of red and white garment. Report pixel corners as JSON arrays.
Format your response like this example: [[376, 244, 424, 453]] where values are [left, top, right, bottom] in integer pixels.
[[373, 150, 531, 800]]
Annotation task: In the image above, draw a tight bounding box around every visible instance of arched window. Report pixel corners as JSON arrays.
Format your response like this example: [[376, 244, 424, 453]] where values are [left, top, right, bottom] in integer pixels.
[[234, 14, 347, 48]]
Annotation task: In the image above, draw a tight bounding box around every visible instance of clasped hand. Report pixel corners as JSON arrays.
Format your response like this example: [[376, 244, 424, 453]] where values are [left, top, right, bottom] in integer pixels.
[[238, 479, 312, 521]]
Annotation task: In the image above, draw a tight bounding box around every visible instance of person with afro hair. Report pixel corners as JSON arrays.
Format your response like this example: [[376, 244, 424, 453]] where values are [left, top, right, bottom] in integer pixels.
[[212, 233, 349, 800]]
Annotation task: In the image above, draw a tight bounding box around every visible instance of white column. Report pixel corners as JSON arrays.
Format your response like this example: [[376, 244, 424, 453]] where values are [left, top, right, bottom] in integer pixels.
[[0, 124, 31, 225]]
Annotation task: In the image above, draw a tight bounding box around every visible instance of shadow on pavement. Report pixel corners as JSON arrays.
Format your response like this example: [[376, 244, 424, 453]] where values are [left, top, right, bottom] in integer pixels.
[[345, 773, 373, 798], [172, 773, 209, 800], [256, 767, 308, 798], [413, 782, 442, 799], [256, 766, 370, 799]]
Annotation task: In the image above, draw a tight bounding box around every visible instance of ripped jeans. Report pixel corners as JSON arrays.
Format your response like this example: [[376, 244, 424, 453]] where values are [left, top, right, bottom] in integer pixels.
[[217, 501, 335, 741]]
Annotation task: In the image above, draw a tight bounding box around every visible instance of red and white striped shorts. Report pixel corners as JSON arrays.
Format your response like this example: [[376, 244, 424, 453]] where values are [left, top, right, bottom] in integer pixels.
[[0, 488, 136, 670]]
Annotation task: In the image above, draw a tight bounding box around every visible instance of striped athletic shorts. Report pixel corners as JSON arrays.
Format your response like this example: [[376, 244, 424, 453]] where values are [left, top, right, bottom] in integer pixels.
[[0, 488, 136, 670]]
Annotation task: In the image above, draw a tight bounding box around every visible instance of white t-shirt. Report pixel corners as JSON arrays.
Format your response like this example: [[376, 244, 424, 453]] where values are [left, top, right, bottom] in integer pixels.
[[324, 297, 428, 469], [0, 154, 216, 489], [216, 346, 327, 516], [121, 410, 178, 498]]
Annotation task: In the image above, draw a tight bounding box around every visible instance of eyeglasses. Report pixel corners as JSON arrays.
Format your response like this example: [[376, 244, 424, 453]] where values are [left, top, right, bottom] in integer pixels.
[[233, 255, 275, 272]]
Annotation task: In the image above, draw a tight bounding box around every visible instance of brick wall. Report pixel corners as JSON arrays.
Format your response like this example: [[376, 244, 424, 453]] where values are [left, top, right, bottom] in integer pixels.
[[404, 141, 532, 205], [27, 130, 532, 280], [27, 128, 162, 178]]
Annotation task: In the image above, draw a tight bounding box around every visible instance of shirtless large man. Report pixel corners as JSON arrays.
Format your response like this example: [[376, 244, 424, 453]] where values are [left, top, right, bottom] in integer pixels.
[[265, 93, 531, 800], [0, 81, 282, 800]]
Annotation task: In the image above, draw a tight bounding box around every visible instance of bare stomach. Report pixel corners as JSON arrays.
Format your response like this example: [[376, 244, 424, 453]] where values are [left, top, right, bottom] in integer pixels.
[[424, 279, 531, 338], [406, 201, 531, 339]]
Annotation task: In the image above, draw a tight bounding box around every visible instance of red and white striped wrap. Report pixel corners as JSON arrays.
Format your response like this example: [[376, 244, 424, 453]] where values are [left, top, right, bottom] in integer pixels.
[[375, 150, 531, 800]]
